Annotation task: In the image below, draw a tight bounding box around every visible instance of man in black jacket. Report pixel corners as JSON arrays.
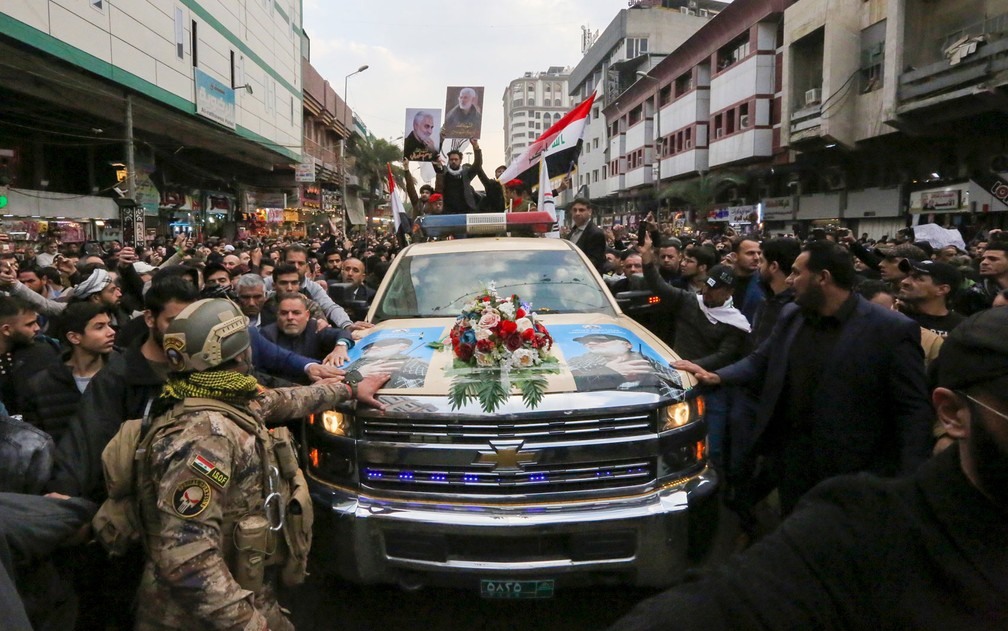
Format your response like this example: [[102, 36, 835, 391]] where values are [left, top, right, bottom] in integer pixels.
[[22, 302, 117, 445], [642, 234, 750, 469], [676, 240, 933, 514], [567, 197, 607, 274], [442, 141, 482, 214], [0, 296, 59, 415], [610, 306, 1008, 631]]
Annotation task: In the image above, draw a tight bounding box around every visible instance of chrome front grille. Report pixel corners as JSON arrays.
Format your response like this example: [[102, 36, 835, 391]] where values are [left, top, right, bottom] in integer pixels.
[[361, 458, 655, 496], [360, 412, 654, 445]]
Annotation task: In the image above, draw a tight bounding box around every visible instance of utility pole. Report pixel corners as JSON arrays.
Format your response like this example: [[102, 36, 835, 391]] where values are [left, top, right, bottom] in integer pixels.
[[125, 94, 136, 200], [341, 64, 368, 234]]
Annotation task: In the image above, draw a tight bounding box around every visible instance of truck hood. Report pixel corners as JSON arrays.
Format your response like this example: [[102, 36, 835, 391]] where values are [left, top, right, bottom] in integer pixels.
[[345, 314, 688, 412]]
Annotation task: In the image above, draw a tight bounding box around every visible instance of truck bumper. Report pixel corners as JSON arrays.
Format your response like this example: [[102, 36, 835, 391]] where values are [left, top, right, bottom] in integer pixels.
[[308, 467, 718, 589]]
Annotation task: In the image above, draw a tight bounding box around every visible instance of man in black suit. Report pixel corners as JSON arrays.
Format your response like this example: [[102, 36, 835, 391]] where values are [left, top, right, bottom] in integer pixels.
[[341, 257, 376, 303], [567, 197, 606, 274], [609, 306, 1008, 631], [675, 240, 933, 514], [260, 293, 353, 377]]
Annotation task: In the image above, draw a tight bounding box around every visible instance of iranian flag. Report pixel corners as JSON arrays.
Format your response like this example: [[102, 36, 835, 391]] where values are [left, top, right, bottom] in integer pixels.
[[387, 163, 411, 247], [499, 86, 598, 191]]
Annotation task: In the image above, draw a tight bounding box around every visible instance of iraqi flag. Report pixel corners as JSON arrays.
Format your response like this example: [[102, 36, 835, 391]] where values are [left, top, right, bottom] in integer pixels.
[[387, 163, 411, 247], [499, 86, 598, 191], [537, 158, 560, 238]]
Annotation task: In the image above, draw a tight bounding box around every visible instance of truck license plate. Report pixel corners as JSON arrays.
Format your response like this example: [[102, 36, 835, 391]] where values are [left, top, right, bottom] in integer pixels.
[[480, 579, 555, 599]]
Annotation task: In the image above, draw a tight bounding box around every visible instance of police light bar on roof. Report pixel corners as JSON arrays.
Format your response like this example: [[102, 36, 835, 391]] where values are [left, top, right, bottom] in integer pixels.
[[417, 212, 555, 238]]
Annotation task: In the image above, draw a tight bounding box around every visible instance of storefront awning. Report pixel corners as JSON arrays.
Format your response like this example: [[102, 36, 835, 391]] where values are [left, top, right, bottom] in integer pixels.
[[4, 188, 119, 220]]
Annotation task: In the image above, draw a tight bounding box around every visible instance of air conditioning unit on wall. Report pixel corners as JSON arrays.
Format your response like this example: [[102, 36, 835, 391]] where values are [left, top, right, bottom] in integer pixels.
[[805, 88, 823, 106]]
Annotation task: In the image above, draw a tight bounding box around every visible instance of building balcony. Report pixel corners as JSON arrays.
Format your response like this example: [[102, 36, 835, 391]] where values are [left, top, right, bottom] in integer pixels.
[[709, 127, 773, 167], [625, 164, 654, 189], [662, 148, 709, 179], [897, 32, 1008, 113], [897, 10, 1008, 120], [303, 136, 341, 169]]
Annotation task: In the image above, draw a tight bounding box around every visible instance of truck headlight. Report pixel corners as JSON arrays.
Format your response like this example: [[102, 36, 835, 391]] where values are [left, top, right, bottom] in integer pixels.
[[311, 410, 351, 436], [660, 396, 703, 432]]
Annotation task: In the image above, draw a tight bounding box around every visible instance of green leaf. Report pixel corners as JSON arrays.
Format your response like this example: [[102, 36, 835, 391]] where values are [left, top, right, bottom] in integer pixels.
[[518, 375, 548, 409], [448, 377, 478, 411], [476, 375, 508, 414]]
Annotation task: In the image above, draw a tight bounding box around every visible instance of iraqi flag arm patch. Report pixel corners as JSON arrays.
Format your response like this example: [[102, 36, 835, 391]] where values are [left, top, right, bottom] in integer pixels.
[[189, 454, 231, 489]]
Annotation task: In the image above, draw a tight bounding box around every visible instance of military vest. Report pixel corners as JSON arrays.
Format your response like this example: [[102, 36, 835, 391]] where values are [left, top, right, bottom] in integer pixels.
[[93, 397, 312, 590]]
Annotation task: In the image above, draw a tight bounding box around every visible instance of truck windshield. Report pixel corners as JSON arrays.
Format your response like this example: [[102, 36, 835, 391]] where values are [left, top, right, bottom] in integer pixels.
[[373, 248, 615, 321]]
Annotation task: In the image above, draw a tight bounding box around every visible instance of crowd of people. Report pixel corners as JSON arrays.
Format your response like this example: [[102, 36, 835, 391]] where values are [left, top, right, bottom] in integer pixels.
[[556, 201, 1008, 629], [0, 218, 400, 630], [0, 194, 1005, 629]]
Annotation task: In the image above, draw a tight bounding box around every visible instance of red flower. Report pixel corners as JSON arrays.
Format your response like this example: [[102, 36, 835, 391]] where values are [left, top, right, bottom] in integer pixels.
[[521, 328, 535, 342], [505, 333, 523, 352], [499, 320, 517, 335], [456, 343, 475, 362], [476, 339, 493, 353], [482, 296, 491, 302], [516, 308, 526, 319]]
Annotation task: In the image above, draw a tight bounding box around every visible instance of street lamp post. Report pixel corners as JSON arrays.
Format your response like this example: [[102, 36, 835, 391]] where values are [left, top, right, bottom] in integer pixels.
[[341, 64, 369, 234]]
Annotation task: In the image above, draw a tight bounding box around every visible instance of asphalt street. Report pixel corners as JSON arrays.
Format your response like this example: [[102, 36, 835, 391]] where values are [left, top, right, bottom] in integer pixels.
[[284, 499, 774, 631]]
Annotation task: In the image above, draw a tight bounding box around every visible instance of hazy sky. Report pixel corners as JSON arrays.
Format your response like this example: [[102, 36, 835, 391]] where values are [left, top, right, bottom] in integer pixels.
[[302, 0, 625, 170]]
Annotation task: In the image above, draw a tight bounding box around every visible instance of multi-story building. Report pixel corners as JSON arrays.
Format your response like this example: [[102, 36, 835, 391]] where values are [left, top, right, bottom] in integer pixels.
[[503, 66, 572, 167], [567, 1, 727, 209], [603, 0, 788, 227], [300, 58, 366, 235], [0, 1, 304, 241], [782, 0, 1008, 237], [598, 0, 1008, 239]]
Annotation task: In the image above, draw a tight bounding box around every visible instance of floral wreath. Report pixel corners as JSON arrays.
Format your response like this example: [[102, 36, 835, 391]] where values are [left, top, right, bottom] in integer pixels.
[[431, 282, 558, 413]]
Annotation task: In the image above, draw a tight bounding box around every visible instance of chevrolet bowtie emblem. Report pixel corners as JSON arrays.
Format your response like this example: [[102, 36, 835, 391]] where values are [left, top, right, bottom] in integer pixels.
[[473, 440, 539, 472]]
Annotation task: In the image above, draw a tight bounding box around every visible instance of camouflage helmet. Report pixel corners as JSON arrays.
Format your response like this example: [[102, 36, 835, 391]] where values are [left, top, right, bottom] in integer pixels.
[[162, 298, 250, 372]]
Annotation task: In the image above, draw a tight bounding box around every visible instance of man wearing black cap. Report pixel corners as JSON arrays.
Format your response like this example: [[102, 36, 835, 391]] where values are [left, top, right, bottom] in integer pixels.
[[609, 307, 1008, 631], [897, 259, 965, 336], [642, 234, 750, 468], [875, 242, 926, 287]]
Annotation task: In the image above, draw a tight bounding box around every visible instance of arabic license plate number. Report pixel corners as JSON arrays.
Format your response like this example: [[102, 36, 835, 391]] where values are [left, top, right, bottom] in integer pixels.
[[480, 579, 555, 599]]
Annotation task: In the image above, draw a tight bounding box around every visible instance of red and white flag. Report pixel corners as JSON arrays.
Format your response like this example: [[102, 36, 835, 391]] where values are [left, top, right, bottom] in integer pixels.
[[387, 163, 411, 246], [499, 85, 598, 189]]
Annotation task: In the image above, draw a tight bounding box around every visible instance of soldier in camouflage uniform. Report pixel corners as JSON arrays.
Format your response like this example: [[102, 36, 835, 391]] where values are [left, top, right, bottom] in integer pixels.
[[133, 299, 386, 630]]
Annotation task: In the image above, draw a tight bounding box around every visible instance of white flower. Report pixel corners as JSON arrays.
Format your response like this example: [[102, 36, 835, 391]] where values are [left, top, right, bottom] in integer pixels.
[[510, 348, 538, 369], [475, 326, 494, 341], [499, 301, 515, 318], [515, 317, 533, 332]]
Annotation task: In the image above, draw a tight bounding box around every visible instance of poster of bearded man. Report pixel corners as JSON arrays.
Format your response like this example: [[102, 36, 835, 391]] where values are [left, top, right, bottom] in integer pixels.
[[442, 86, 484, 139], [403, 108, 442, 162]]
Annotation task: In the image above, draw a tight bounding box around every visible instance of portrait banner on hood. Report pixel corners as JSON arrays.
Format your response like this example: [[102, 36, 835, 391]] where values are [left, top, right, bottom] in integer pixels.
[[549, 324, 684, 399], [442, 86, 484, 139], [343, 327, 443, 390], [404, 108, 442, 162]]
